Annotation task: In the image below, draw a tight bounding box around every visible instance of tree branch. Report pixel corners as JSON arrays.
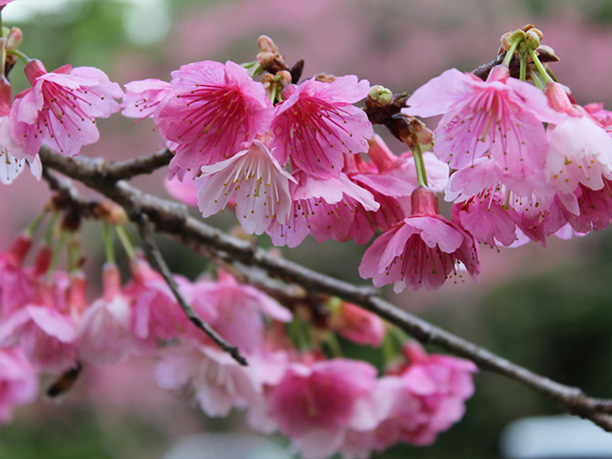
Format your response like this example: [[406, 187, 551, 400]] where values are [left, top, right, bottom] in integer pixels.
[[135, 215, 248, 366], [38, 147, 612, 431]]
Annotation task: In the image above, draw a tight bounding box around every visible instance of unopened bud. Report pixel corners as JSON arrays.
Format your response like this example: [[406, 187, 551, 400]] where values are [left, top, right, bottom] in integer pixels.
[[258, 35, 279, 54], [368, 85, 393, 106], [414, 123, 434, 146], [500, 32, 512, 52], [6, 27, 22, 51], [525, 29, 541, 50], [276, 70, 292, 86]]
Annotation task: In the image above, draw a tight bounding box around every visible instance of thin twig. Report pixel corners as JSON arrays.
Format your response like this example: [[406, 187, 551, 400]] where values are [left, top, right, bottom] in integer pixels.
[[38, 147, 612, 431], [135, 214, 248, 366]]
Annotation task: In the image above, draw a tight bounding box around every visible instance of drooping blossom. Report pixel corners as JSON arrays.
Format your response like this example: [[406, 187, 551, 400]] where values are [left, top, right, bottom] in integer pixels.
[[11, 59, 123, 158], [156, 60, 272, 172], [359, 187, 479, 292], [121, 78, 172, 120], [402, 66, 562, 176], [0, 75, 41, 184], [270, 75, 373, 178], [76, 263, 146, 366], [359, 342, 477, 451], [195, 139, 295, 235], [124, 256, 192, 344], [0, 347, 39, 424], [155, 343, 263, 417], [332, 301, 386, 347], [0, 234, 39, 319], [185, 271, 292, 353], [0, 279, 78, 373], [267, 358, 379, 458]]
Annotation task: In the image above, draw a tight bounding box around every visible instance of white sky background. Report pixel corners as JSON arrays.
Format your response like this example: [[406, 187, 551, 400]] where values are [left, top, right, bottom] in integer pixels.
[[2, 0, 170, 46]]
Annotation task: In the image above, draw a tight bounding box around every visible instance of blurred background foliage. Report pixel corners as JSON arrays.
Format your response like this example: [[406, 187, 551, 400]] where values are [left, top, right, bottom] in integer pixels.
[[0, 0, 610, 458]]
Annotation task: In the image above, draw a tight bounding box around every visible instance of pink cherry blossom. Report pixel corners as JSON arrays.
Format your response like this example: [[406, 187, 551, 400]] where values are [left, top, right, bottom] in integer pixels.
[[76, 264, 146, 366], [11, 59, 122, 158], [333, 301, 386, 347], [267, 358, 378, 459], [0, 302, 77, 373], [121, 78, 172, 120], [156, 60, 272, 172], [155, 343, 262, 417], [270, 75, 373, 178], [451, 193, 520, 247], [560, 182, 612, 233], [359, 187, 479, 292], [0, 235, 39, 319], [0, 75, 41, 184], [403, 66, 562, 174], [195, 139, 295, 235], [359, 342, 477, 451], [546, 116, 612, 197], [0, 347, 38, 424], [124, 256, 193, 343], [185, 272, 291, 353]]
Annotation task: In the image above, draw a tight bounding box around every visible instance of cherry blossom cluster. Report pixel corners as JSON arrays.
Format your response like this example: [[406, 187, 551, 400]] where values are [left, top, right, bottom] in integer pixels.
[[0, 226, 476, 458], [0, 3, 610, 454]]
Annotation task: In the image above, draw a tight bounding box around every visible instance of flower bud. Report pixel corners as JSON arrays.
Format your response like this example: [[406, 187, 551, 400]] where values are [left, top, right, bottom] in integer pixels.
[[525, 29, 541, 50], [257, 35, 279, 53], [6, 27, 22, 51], [368, 85, 393, 106]]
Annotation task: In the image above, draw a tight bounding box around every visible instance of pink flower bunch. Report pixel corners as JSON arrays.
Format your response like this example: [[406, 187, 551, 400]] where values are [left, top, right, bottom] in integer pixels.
[[0, 229, 477, 457], [124, 60, 383, 238], [402, 61, 612, 248], [340, 342, 478, 457]]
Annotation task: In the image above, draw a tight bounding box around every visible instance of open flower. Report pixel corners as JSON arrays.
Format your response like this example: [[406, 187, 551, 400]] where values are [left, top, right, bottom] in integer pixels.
[[121, 78, 172, 120], [196, 139, 295, 235], [403, 66, 561, 174], [271, 75, 373, 178], [360, 187, 479, 291], [156, 60, 272, 172], [11, 59, 122, 158]]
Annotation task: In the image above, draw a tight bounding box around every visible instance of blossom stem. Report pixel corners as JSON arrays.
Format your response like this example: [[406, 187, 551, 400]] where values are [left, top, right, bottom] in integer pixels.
[[519, 52, 527, 81], [6, 48, 30, 64], [115, 225, 135, 260], [325, 333, 343, 358], [528, 48, 551, 85], [102, 222, 116, 265], [44, 212, 59, 246], [502, 39, 521, 67], [67, 235, 80, 273], [412, 142, 428, 187], [25, 209, 47, 238], [47, 230, 66, 277], [381, 331, 397, 366]]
